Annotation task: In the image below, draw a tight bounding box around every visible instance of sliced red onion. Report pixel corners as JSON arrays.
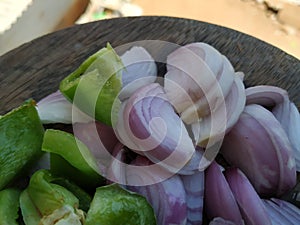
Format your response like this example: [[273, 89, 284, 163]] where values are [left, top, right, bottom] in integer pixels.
[[269, 198, 300, 221], [126, 154, 176, 185], [272, 97, 290, 122], [179, 82, 225, 124], [164, 45, 216, 114], [127, 156, 187, 225], [106, 142, 127, 184], [114, 100, 141, 151], [181, 171, 204, 225], [177, 147, 204, 175], [263, 199, 294, 225], [221, 104, 296, 196], [191, 74, 245, 147], [223, 75, 246, 132], [119, 46, 157, 100], [117, 83, 195, 173], [73, 121, 119, 157], [208, 217, 237, 225], [73, 121, 120, 173], [188, 75, 245, 169], [106, 142, 173, 186], [36, 90, 93, 124], [245, 85, 288, 107], [183, 43, 235, 113], [164, 42, 235, 122], [261, 205, 282, 225], [245, 85, 300, 171], [273, 101, 300, 171], [183, 42, 223, 75], [204, 161, 244, 225], [224, 168, 272, 225]]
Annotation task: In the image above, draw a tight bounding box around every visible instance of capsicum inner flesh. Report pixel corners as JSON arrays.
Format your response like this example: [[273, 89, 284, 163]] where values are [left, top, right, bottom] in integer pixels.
[[20, 169, 85, 225]]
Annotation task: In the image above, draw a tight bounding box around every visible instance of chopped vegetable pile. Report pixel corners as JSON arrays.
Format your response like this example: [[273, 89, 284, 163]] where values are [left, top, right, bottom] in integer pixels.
[[1, 42, 300, 224]]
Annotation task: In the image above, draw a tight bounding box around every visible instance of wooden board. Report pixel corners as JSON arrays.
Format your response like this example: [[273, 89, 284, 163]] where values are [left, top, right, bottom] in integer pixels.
[[0, 16, 299, 114]]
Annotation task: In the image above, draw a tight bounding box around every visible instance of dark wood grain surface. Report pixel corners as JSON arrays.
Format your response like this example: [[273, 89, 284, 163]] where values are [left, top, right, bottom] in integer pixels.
[[0, 16, 299, 114]]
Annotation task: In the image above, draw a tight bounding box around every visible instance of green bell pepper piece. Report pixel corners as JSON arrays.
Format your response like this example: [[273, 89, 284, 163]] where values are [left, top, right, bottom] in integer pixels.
[[0, 188, 21, 225], [19, 190, 43, 225], [0, 99, 44, 190], [20, 169, 85, 225], [51, 177, 92, 212], [42, 129, 104, 188], [85, 184, 157, 225], [59, 43, 123, 126]]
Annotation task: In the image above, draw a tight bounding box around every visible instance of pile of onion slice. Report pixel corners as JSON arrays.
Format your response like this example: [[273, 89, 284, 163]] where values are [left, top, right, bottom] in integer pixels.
[[246, 85, 300, 171], [35, 43, 300, 225], [164, 43, 246, 148], [263, 198, 300, 224], [115, 83, 195, 173], [221, 104, 296, 196], [37, 90, 93, 124]]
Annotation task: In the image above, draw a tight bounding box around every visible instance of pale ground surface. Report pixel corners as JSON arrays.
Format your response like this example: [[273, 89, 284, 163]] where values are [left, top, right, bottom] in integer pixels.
[[0, 0, 299, 59], [132, 0, 300, 59]]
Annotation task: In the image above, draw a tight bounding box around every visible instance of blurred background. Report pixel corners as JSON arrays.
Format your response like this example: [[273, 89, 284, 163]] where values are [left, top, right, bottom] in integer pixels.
[[0, 0, 299, 59]]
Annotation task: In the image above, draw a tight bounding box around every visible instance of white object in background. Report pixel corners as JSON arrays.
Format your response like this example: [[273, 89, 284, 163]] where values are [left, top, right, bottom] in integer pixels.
[[0, 0, 32, 34], [0, 0, 87, 56], [120, 2, 143, 16], [100, 0, 143, 16]]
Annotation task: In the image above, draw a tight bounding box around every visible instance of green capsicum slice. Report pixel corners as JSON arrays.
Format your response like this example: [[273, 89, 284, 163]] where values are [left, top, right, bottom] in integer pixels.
[[59, 43, 123, 126], [0, 188, 21, 225], [42, 129, 104, 188], [51, 176, 92, 212], [85, 183, 157, 225], [20, 169, 85, 225], [0, 99, 44, 190]]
